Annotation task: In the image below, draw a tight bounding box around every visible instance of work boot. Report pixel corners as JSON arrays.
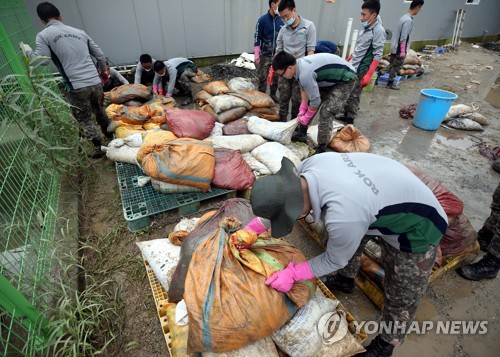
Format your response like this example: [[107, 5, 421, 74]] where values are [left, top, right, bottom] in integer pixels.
[[324, 274, 355, 294], [358, 335, 395, 357], [493, 158, 500, 173], [90, 147, 106, 159], [292, 124, 308, 143], [270, 93, 279, 103], [314, 145, 327, 155], [181, 96, 193, 106], [477, 227, 493, 252], [456, 252, 500, 281], [386, 81, 400, 90]]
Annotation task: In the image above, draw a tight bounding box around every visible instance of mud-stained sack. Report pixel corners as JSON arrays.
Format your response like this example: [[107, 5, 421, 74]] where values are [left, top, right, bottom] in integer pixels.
[[242, 153, 272, 176], [207, 122, 224, 139], [102, 141, 140, 165], [227, 77, 256, 92], [202, 337, 279, 357], [164, 302, 191, 357], [109, 83, 152, 104], [444, 104, 477, 120], [247, 105, 280, 121], [207, 95, 252, 114], [212, 148, 255, 190], [459, 112, 489, 126], [440, 214, 477, 257], [229, 90, 275, 108], [247, 117, 298, 145], [210, 134, 266, 153], [222, 118, 251, 135], [106, 103, 124, 120], [116, 105, 154, 125], [151, 179, 203, 194], [165, 109, 215, 140], [136, 131, 178, 164], [286, 142, 310, 160], [329, 124, 370, 153], [217, 106, 248, 124], [115, 126, 145, 138], [445, 118, 484, 131], [251, 142, 301, 174], [203, 81, 230, 95], [140, 138, 215, 192], [184, 214, 315, 352], [193, 90, 213, 105]]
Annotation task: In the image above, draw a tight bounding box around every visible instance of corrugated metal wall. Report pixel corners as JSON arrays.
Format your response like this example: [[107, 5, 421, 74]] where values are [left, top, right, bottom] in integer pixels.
[[23, 0, 499, 65]]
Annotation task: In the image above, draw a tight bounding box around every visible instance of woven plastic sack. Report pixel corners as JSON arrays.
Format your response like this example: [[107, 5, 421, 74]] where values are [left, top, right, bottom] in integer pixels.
[[217, 106, 248, 124], [207, 122, 224, 139], [444, 104, 476, 120], [115, 105, 153, 125], [165, 109, 215, 140], [440, 214, 477, 257], [247, 117, 298, 145], [151, 179, 203, 194], [136, 131, 178, 164], [193, 90, 213, 104], [203, 81, 230, 95], [241, 153, 272, 176], [247, 105, 280, 121], [207, 95, 252, 114], [109, 83, 152, 104], [229, 90, 274, 108], [251, 142, 301, 174], [286, 142, 310, 160], [329, 124, 370, 153], [105, 103, 124, 120], [227, 77, 256, 91], [222, 118, 251, 135], [212, 148, 255, 190], [102, 142, 140, 165], [460, 112, 489, 126], [445, 118, 484, 131], [115, 126, 145, 138], [164, 302, 190, 357], [210, 134, 266, 153]]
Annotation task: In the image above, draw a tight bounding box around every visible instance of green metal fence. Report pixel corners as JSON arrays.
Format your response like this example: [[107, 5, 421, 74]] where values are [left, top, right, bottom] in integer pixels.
[[0, 1, 62, 355]]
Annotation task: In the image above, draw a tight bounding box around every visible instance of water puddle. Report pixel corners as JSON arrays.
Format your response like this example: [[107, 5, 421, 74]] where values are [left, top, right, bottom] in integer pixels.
[[485, 75, 500, 109], [434, 134, 477, 150]]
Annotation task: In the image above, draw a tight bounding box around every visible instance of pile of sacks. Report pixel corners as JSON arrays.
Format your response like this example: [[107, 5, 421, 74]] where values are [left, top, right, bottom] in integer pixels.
[[442, 103, 490, 131], [378, 49, 425, 76]]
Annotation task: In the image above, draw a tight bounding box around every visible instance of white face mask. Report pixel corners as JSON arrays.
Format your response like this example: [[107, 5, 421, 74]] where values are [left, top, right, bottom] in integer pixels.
[[143, 67, 152, 72], [159, 72, 166, 77], [274, 8, 279, 15]]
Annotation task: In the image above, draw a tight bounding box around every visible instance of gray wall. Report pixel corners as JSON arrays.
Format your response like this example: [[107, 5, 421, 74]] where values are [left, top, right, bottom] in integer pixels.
[[24, 0, 500, 65]]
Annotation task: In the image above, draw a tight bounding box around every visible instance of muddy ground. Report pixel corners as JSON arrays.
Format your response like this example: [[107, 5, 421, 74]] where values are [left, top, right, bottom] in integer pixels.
[[80, 43, 499, 356]]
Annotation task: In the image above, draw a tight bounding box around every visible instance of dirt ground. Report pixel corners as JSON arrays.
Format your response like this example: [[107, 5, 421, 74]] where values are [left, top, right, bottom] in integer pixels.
[[81, 43, 499, 356]]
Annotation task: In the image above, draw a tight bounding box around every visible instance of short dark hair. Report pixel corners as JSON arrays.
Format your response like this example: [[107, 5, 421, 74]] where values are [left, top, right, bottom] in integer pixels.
[[36, 2, 60, 22], [153, 60, 166, 72], [268, 0, 279, 8], [362, 0, 380, 14], [139, 54, 152, 64], [278, 0, 295, 13], [410, 0, 424, 9], [272, 51, 296, 71]]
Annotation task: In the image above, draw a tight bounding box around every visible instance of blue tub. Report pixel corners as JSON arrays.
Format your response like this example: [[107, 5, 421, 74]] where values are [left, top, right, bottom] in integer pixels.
[[412, 89, 458, 130]]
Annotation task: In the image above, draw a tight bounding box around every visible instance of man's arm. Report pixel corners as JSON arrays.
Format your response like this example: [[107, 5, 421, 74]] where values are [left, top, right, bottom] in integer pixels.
[[372, 26, 386, 61], [166, 65, 177, 95], [110, 68, 129, 84], [86, 35, 106, 74], [134, 63, 143, 84], [24, 34, 51, 65], [276, 28, 284, 52], [306, 23, 317, 55], [254, 17, 263, 46]]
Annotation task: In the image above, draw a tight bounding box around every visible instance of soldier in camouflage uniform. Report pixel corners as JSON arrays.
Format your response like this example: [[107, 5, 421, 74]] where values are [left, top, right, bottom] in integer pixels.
[[457, 182, 500, 280], [250, 153, 447, 357]]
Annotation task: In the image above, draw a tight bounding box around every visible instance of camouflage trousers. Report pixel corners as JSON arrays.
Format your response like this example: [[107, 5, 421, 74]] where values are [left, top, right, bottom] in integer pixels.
[[177, 67, 197, 97], [317, 79, 357, 147], [278, 76, 300, 122], [338, 236, 437, 346], [483, 182, 500, 259], [257, 55, 278, 95], [342, 71, 366, 121], [388, 54, 404, 83], [66, 83, 109, 146]]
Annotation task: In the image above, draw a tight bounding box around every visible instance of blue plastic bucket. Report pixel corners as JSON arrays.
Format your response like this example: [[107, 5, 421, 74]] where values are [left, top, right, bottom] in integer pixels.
[[412, 89, 458, 130]]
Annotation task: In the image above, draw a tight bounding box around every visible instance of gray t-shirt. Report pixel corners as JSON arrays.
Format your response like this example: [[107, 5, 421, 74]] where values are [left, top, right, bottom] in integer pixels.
[[276, 16, 316, 59], [390, 13, 413, 54]]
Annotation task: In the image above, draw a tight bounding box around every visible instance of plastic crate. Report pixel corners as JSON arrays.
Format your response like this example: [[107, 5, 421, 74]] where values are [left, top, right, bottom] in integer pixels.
[[377, 73, 401, 85], [116, 162, 235, 231]]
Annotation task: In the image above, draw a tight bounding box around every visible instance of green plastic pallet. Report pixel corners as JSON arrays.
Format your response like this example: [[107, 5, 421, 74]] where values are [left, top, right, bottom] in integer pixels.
[[115, 162, 234, 232]]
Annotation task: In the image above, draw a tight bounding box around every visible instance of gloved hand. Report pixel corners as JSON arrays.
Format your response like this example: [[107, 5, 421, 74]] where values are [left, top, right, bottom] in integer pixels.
[[298, 107, 317, 126], [158, 89, 164, 96], [267, 66, 275, 86], [298, 102, 308, 117], [153, 84, 159, 94], [100, 72, 109, 84], [265, 261, 315, 293], [165, 93, 172, 97], [347, 53, 352, 62], [399, 42, 407, 59], [244, 217, 269, 235], [360, 60, 379, 88], [254, 46, 261, 66], [19, 42, 33, 56]]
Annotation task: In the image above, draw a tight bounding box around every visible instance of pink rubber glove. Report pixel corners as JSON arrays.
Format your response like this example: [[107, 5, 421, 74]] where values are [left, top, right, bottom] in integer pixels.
[[360, 60, 379, 88], [165, 93, 172, 97], [265, 262, 316, 293], [267, 66, 275, 86], [298, 107, 317, 126], [244, 217, 270, 235], [298, 102, 308, 117], [399, 42, 407, 59], [152, 84, 158, 94], [158, 89, 164, 96], [254, 46, 261, 65]]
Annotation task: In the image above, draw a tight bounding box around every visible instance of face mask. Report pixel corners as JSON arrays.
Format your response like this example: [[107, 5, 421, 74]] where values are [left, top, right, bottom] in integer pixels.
[[143, 67, 152, 72], [274, 9, 279, 15], [159, 72, 166, 77], [284, 17, 295, 27], [361, 21, 370, 28]]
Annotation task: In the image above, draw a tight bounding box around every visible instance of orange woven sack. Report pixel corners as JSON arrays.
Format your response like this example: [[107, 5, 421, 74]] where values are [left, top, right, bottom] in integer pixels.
[[229, 90, 274, 108], [203, 81, 230, 95], [109, 83, 152, 104], [329, 124, 370, 152]]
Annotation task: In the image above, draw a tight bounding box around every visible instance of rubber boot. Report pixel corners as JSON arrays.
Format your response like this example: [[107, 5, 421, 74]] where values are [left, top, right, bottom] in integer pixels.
[[324, 274, 355, 294], [477, 227, 493, 252], [358, 335, 395, 357], [90, 138, 106, 159], [292, 124, 308, 143], [456, 252, 500, 281], [386, 81, 400, 90]]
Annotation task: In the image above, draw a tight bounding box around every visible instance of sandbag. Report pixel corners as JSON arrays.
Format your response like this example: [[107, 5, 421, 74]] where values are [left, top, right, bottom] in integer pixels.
[[247, 117, 298, 145], [307, 123, 343, 147], [406, 166, 464, 216], [329, 124, 370, 153], [151, 179, 203, 194], [444, 104, 476, 120], [124, 99, 143, 107], [106, 103, 124, 120], [109, 83, 152, 104], [246, 105, 280, 121], [241, 152, 272, 176], [286, 142, 310, 160], [360, 254, 385, 289], [140, 138, 215, 192], [440, 214, 477, 257], [102, 142, 140, 165], [202, 337, 279, 357], [229, 90, 275, 108], [460, 112, 490, 126], [115, 105, 154, 125], [402, 64, 416, 70], [164, 302, 190, 357], [193, 90, 213, 104], [136, 239, 181, 291], [143, 122, 161, 130], [115, 126, 145, 138], [445, 118, 484, 131], [136, 131, 178, 164], [122, 133, 144, 147], [207, 122, 224, 138], [227, 77, 256, 91], [405, 69, 416, 75], [210, 134, 266, 153], [207, 95, 252, 114], [203, 81, 230, 95], [165, 109, 215, 140], [184, 215, 315, 352], [403, 56, 421, 66], [222, 118, 251, 135], [251, 142, 301, 174], [212, 148, 255, 190], [217, 106, 248, 124]]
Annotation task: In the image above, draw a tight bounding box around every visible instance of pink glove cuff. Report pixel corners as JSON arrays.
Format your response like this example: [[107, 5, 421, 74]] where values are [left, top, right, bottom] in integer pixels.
[[153, 84, 158, 92], [254, 46, 260, 57], [298, 102, 308, 117], [299, 108, 317, 126], [244, 217, 269, 235], [165, 93, 172, 97], [291, 261, 316, 281]]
